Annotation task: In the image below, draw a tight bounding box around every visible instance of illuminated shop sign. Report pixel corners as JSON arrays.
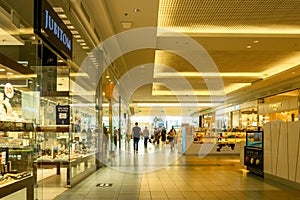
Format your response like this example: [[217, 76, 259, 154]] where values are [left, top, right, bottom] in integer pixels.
[[44, 10, 71, 51], [34, 0, 72, 59], [270, 102, 282, 111]]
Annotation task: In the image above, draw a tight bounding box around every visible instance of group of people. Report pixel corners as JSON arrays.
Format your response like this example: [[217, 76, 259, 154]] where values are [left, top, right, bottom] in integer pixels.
[[131, 122, 177, 153]]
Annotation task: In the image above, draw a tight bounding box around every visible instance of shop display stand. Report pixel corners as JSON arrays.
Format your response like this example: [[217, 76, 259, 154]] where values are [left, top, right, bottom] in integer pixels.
[[0, 176, 34, 199], [244, 130, 264, 176], [0, 121, 35, 200], [35, 125, 97, 187], [186, 129, 246, 155]]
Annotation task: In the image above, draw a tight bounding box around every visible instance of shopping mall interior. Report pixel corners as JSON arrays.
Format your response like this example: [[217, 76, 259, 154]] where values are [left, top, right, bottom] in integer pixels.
[[0, 0, 300, 199]]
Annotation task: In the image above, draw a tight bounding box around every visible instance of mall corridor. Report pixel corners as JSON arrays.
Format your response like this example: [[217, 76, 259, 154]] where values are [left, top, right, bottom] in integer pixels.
[[49, 153, 300, 200]]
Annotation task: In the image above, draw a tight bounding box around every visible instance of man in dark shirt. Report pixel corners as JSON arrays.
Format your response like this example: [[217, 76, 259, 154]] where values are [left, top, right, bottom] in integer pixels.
[[132, 122, 142, 153]]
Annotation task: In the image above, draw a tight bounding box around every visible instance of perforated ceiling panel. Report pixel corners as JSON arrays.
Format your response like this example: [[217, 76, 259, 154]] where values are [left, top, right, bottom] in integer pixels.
[[158, 0, 300, 33]]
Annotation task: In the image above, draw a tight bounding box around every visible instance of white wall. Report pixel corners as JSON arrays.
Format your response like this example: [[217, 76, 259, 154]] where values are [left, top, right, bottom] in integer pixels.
[[264, 120, 300, 183]]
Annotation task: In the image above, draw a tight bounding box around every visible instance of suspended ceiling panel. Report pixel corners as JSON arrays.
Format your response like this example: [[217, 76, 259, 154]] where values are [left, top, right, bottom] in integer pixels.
[[158, 0, 300, 34]]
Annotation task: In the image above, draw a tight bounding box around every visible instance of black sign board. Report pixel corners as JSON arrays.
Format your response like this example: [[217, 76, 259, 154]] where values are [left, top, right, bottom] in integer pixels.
[[34, 0, 72, 59], [56, 105, 70, 125], [244, 146, 264, 176]]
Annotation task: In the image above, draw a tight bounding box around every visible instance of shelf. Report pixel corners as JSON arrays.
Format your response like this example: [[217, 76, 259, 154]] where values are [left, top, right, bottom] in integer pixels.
[[0, 121, 34, 132], [0, 175, 34, 199], [36, 125, 70, 132]]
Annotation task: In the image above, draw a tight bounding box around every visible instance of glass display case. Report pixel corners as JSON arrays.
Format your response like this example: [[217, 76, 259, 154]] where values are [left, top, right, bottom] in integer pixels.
[[35, 125, 98, 187], [0, 121, 35, 199]]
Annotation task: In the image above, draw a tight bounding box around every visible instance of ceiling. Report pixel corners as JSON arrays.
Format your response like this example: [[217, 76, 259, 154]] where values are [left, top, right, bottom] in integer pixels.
[[80, 0, 300, 116], [1, 0, 300, 117]]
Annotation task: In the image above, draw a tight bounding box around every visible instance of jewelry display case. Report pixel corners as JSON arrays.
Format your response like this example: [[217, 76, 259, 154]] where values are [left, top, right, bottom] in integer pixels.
[[35, 125, 98, 187], [0, 121, 35, 199]]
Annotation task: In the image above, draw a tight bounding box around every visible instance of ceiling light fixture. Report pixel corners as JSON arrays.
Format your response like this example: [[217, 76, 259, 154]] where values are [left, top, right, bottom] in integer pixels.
[[63, 20, 71, 25], [154, 72, 263, 78], [58, 14, 67, 19], [71, 30, 79, 34], [105, 71, 110, 79], [67, 25, 75, 30], [121, 21, 132, 29], [53, 7, 64, 13]]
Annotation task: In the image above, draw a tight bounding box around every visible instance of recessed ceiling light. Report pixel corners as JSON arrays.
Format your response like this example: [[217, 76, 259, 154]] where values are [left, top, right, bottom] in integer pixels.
[[0, 69, 5, 72], [67, 25, 75, 30], [134, 8, 141, 12], [63, 20, 71, 25], [58, 14, 67, 19], [253, 40, 259, 43], [76, 39, 85, 43], [17, 61, 28, 66], [74, 35, 81, 38], [82, 46, 89, 49], [80, 43, 86, 46], [53, 7, 64, 13], [246, 45, 252, 49], [7, 72, 13, 75], [71, 30, 79, 34]]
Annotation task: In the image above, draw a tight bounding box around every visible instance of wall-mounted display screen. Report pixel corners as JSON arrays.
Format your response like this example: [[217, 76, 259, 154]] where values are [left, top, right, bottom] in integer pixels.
[[246, 131, 263, 148]]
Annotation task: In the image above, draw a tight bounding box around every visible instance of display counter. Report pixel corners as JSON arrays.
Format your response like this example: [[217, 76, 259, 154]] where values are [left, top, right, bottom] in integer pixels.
[[0, 121, 35, 200], [0, 175, 34, 200], [35, 125, 98, 187], [185, 130, 246, 155], [35, 152, 97, 187]]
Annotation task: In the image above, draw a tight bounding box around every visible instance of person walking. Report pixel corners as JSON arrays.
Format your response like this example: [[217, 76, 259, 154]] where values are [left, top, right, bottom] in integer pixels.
[[132, 122, 142, 153], [168, 126, 176, 150], [153, 127, 160, 145], [113, 126, 118, 147], [161, 127, 167, 146], [143, 126, 150, 148]]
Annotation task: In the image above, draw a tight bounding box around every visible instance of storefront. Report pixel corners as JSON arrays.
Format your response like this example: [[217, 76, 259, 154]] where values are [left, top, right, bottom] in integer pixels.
[[0, 0, 103, 199], [186, 101, 259, 156], [214, 101, 258, 131], [258, 90, 299, 123]]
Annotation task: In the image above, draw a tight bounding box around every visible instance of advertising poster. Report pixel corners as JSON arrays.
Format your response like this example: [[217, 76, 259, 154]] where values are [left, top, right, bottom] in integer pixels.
[[56, 105, 70, 125]]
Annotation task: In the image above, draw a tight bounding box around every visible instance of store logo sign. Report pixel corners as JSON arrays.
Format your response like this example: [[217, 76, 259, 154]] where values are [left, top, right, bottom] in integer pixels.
[[270, 102, 282, 111], [44, 10, 71, 51], [34, 0, 72, 59]]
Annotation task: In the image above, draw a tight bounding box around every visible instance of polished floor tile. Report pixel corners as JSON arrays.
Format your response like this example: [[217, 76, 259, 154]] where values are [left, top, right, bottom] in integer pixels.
[[26, 140, 300, 200]]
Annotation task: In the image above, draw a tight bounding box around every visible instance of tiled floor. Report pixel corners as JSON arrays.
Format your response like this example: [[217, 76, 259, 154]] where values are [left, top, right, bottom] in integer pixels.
[[40, 142, 300, 200]]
